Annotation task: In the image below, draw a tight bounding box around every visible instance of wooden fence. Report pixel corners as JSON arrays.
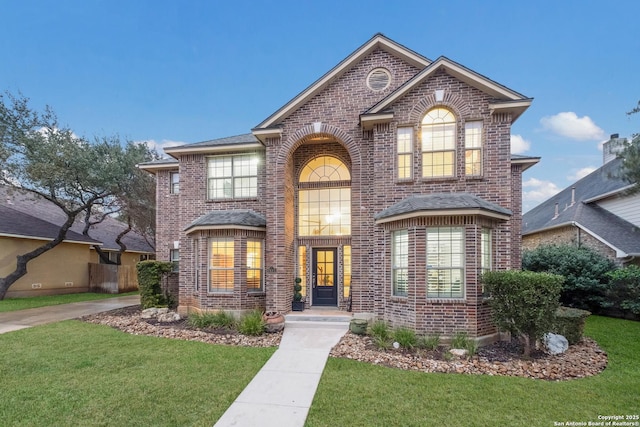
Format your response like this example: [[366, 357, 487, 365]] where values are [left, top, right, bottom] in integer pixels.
[[88, 263, 139, 294]]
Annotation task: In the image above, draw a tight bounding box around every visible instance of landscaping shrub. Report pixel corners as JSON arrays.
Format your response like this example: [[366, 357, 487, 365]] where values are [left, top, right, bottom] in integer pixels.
[[369, 320, 392, 349], [136, 261, 174, 309], [417, 334, 440, 351], [188, 311, 236, 329], [237, 309, 265, 336], [449, 332, 477, 357], [393, 327, 417, 349], [482, 270, 563, 358], [552, 306, 591, 344], [522, 244, 615, 312], [605, 265, 640, 316]]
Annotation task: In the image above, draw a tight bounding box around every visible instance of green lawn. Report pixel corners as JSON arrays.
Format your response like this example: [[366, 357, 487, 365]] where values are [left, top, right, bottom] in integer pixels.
[[307, 316, 640, 426], [0, 321, 275, 426], [0, 291, 139, 312], [0, 315, 637, 426]]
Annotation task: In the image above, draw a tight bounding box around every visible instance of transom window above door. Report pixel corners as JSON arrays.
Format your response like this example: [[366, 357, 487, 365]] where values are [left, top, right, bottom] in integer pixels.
[[298, 156, 351, 237]]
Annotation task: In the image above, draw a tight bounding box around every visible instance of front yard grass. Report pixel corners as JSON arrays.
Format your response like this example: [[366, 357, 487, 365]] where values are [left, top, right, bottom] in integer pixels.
[[307, 315, 640, 427], [0, 291, 139, 313], [0, 320, 275, 426]]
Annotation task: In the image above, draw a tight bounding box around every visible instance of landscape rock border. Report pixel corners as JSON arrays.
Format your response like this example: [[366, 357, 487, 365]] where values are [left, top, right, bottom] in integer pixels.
[[81, 306, 608, 381]]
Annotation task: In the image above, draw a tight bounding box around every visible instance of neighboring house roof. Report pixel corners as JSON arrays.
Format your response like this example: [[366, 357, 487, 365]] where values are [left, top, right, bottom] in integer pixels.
[[523, 157, 640, 257], [0, 186, 154, 253], [0, 204, 99, 245], [374, 193, 512, 223], [184, 210, 267, 233]]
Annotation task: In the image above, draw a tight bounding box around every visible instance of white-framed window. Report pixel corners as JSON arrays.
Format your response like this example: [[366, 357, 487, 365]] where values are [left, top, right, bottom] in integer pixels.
[[392, 230, 409, 297], [465, 121, 483, 176], [481, 228, 492, 296], [169, 249, 180, 272], [207, 155, 258, 199], [170, 172, 180, 194], [209, 238, 234, 292], [193, 239, 200, 291], [427, 227, 464, 298], [421, 108, 456, 178], [397, 127, 413, 180], [247, 240, 263, 292]]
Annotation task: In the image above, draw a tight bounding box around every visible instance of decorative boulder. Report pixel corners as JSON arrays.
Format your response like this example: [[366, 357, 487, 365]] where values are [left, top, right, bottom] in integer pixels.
[[141, 307, 168, 319], [449, 348, 469, 358], [544, 333, 569, 355], [157, 312, 181, 323]]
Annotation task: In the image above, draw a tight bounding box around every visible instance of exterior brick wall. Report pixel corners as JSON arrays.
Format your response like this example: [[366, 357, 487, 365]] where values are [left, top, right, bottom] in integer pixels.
[[152, 40, 528, 341]]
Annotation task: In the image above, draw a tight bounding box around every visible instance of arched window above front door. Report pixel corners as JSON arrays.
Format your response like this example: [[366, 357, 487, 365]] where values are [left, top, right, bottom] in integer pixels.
[[299, 156, 351, 182], [298, 156, 351, 236]]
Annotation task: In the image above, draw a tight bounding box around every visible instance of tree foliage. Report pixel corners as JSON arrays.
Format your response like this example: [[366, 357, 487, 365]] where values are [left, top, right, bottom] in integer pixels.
[[605, 265, 640, 316], [617, 134, 640, 194], [522, 244, 615, 312], [0, 91, 156, 299], [482, 270, 563, 358]]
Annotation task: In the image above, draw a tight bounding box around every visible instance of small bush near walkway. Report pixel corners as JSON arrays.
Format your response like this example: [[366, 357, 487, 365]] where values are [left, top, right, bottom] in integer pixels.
[[136, 261, 174, 309]]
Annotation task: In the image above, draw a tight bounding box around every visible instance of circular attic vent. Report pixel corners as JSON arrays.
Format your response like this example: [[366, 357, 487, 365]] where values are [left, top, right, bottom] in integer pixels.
[[367, 68, 391, 91]]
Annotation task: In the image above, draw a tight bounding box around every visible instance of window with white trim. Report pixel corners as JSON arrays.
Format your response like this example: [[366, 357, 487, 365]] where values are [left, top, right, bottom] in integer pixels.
[[465, 121, 483, 176], [209, 239, 234, 292], [169, 249, 180, 272], [207, 155, 258, 199], [170, 172, 180, 194], [427, 227, 464, 298], [392, 230, 409, 297], [397, 127, 413, 179], [247, 240, 263, 292], [421, 108, 456, 178], [481, 228, 492, 296]]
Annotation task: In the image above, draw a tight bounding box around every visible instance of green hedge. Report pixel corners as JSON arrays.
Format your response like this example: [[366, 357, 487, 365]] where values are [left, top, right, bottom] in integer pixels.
[[136, 261, 174, 309], [552, 306, 591, 344]]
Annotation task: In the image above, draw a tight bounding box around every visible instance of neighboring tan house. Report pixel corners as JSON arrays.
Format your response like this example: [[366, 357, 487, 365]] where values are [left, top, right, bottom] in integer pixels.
[[0, 186, 155, 297], [141, 33, 538, 342], [523, 134, 640, 266]]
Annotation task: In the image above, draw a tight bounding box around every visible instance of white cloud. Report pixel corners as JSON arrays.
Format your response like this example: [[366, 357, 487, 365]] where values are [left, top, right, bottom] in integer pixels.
[[567, 167, 596, 181], [540, 112, 605, 141], [523, 177, 561, 206], [140, 139, 185, 155], [510, 134, 530, 154]]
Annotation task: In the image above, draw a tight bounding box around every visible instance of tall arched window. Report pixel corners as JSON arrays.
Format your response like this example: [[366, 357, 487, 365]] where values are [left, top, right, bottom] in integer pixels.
[[421, 107, 456, 178], [298, 156, 351, 236]]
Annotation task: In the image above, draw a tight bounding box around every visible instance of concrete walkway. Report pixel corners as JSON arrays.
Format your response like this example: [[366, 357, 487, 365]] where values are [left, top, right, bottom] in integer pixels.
[[0, 294, 140, 334], [214, 313, 351, 427]]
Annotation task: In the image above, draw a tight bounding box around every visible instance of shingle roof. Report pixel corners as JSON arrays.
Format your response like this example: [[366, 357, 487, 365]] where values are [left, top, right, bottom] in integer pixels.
[[185, 210, 267, 232], [170, 133, 260, 150], [0, 186, 154, 253], [374, 193, 512, 221], [0, 204, 99, 244], [523, 157, 640, 256]]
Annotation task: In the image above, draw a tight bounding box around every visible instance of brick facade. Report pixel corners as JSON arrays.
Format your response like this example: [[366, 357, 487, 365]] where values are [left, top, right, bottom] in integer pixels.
[[149, 35, 532, 341]]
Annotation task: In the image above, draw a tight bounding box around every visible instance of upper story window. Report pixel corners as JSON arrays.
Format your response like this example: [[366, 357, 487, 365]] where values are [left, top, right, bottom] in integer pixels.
[[421, 108, 456, 178], [366, 68, 391, 91], [170, 172, 180, 194], [397, 127, 413, 180], [465, 121, 483, 176], [207, 155, 258, 199], [298, 156, 351, 236]]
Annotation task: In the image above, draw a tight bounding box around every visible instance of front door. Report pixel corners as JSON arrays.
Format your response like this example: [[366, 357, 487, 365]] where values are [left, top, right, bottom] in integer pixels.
[[312, 248, 337, 306]]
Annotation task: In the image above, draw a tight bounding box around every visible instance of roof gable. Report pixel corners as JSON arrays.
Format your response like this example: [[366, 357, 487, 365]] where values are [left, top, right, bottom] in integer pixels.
[[364, 56, 532, 122], [252, 33, 431, 135]]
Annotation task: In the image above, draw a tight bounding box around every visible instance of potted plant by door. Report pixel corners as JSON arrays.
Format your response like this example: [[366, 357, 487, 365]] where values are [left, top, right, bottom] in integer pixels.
[[292, 277, 305, 311]]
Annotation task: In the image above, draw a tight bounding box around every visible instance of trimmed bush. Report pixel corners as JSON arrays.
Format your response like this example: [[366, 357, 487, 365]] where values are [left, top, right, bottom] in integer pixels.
[[552, 306, 591, 344], [188, 311, 236, 329], [393, 327, 417, 349], [136, 261, 173, 309], [482, 270, 563, 358], [522, 244, 615, 312], [369, 320, 392, 350]]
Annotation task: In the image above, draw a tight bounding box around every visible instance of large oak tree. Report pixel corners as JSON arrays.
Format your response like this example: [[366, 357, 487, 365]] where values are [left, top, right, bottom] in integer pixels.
[[0, 92, 156, 299]]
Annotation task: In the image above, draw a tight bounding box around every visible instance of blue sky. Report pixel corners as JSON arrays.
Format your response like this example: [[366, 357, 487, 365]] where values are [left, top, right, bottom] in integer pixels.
[[1, 0, 638, 212]]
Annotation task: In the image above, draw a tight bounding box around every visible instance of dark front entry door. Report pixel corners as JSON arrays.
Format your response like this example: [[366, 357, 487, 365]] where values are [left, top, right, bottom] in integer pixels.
[[312, 248, 337, 306]]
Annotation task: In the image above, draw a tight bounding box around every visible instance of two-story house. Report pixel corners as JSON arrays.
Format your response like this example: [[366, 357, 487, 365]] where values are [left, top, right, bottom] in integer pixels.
[[141, 34, 538, 342]]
